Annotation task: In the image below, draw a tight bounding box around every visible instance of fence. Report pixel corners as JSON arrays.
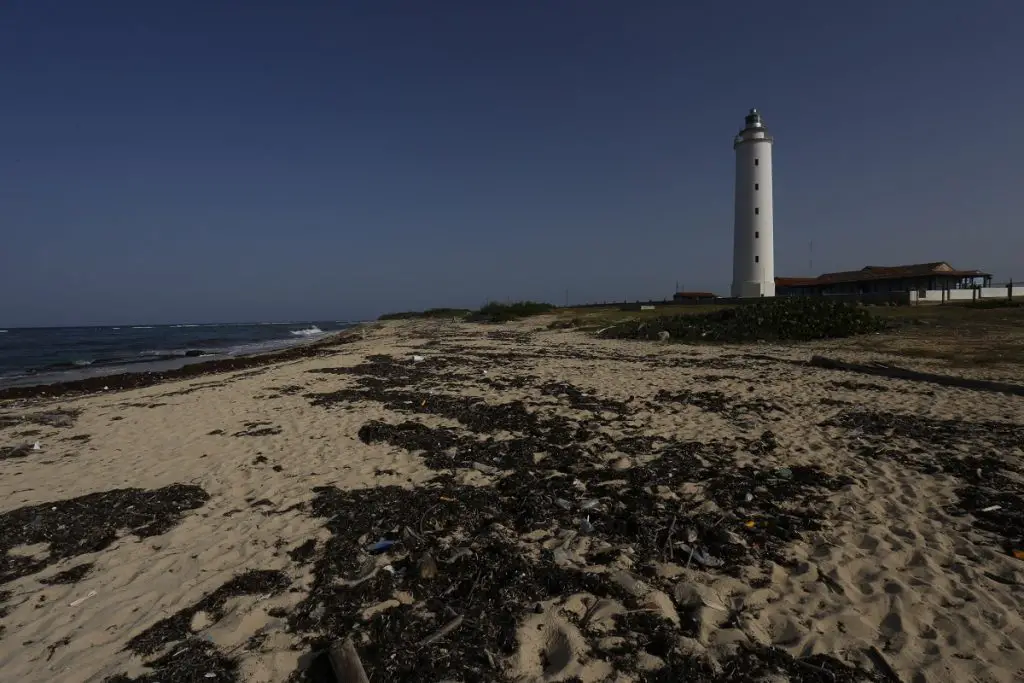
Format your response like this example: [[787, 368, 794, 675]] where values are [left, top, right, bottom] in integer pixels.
[[909, 282, 1023, 304]]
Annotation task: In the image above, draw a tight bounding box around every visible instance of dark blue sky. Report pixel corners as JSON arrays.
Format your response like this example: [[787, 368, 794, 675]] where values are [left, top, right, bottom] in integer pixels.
[[2, 1, 1021, 326]]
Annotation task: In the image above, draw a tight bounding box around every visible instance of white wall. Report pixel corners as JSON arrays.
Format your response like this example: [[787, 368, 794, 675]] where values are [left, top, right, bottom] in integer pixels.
[[732, 132, 774, 298], [909, 285, 1024, 303]]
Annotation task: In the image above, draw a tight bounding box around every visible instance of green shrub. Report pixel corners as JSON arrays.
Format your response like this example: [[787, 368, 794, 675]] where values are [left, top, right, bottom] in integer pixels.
[[600, 298, 887, 343], [469, 301, 556, 323], [378, 308, 471, 321]]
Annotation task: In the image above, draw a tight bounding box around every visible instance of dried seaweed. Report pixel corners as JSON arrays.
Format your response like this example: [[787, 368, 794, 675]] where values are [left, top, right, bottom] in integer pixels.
[[824, 409, 1024, 551], [39, 562, 93, 585], [285, 351, 857, 680], [123, 570, 291, 656], [0, 443, 33, 461], [233, 421, 283, 437], [0, 484, 209, 584], [104, 639, 239, 682]]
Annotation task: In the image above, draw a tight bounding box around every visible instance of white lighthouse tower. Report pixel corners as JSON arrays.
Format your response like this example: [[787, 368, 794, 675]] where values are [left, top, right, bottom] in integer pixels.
[[731, 108, 775, 298]]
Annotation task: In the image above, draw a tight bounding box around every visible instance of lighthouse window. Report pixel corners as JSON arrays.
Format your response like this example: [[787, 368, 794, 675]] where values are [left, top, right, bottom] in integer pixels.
[[754, 158, 759, 166], [755, 256, 760, 263], [754, 208, 759, 215], [755, 183, 759, 190], [755, 231, 759, 238]]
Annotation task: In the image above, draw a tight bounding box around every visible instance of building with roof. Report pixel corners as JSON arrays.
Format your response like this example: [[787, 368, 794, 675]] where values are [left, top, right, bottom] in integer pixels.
[[672, 291, 719, 303], [776, 262, 992, 296]]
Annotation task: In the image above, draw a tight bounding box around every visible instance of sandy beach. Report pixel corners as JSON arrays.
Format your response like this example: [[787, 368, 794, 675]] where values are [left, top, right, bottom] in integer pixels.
[[2, 318, 1023, 683]]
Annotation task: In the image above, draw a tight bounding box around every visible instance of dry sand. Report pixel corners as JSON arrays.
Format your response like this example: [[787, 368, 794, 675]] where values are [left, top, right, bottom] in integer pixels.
[[1, 318, 1023, 682]]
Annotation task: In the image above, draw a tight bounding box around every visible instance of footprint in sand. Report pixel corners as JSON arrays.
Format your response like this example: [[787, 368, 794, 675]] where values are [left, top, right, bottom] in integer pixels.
[[512, 611, 612, 682]]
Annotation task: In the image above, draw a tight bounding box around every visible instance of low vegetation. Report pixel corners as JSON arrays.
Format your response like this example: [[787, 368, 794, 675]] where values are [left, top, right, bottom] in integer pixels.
[[600, 298, 887, 343], [377, 308, 471, 321], [468, 301, 555, 323]]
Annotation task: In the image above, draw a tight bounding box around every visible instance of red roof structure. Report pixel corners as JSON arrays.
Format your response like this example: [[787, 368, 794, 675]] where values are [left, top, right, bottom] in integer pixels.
[[776, 262, 990, 288]]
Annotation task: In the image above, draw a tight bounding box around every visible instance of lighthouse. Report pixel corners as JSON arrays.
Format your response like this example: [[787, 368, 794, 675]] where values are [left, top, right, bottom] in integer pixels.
[[731, 108, 775, 298]]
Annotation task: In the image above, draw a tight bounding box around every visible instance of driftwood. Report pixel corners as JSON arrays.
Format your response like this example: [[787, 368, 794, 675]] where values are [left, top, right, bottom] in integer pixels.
[[328, 638, 370, 683], [808, 355, 1024, 397], [417, 614, 465, 647]]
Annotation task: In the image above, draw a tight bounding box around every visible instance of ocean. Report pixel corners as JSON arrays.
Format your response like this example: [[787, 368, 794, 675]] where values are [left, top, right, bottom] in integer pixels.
[[0, 321, 358, 388]]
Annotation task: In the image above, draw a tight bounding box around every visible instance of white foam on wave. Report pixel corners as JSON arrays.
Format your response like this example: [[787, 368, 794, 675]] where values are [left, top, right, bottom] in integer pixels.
[[289, 325, 323, 337], [0, 329, 6, 333], [172, 324, 200, 328], [73, 359, 94, 367], [131, 326, 154, 329]]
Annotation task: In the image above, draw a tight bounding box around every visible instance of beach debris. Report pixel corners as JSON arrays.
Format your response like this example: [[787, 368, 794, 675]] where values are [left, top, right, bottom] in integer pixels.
[[580, 498, 601, 511], [0, 443, 33, 460], [328, 637, 370, 683], [811, 354, 1024, 397], [411, 355, 425, 362], [289, 351, 867, 680], [1013, 550, 1024, 561], [0, 483, 209, 585], [981, 505, 1002, 512], [775, 467, 793, 480], [32, 441, 41, 451], [657, 330, 670, 341], [865, 645, 902, 683], [69, 589, 97, 607], [124, 570, 290, 656], [579, 515, 594, 534], [40, 562, 93, 585], [366, 539, 396, 554], [471, 461, 499, 475], [417, 552, 438, 579], [443, 547, 473, 563], [674, 582, 728, 612], [417, 614, 465, 647], [744, 492, 754, 502], [675, 543, 725, 568]]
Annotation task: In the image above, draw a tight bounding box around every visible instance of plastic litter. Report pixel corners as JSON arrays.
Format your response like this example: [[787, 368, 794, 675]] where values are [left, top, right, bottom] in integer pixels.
[[471, 462, 499, 475], [69, 589, 97, 607], [981, 505, 1002, 512], [579, 516, 594, 534], [367, 539, 396, 554], [674, 543, 724, 568], [411, 355, 425, 362], [744, 492, 753, 502], [580, 499, 601, 511], [32, 442, 41, 451]]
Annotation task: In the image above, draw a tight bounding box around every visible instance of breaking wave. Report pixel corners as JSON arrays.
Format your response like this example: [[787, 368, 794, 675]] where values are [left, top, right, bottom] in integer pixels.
[[289, 325, 323, 337]]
